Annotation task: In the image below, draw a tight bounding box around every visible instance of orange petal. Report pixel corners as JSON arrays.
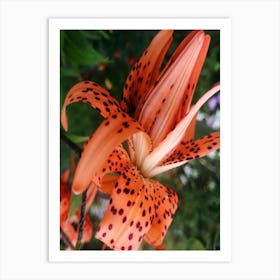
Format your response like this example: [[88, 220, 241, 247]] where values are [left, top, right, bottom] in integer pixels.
[[144, 180, 178, 246], [100, 175, 120, 195], [163, 131, 220, 165], [155, 245, 166, 250], [61, 169, 70, 184], [98, 142, 144, 194], [60, 172, 71, 223], [60, 222, 77, 247], [121, 30, 173, 114], [150, 132, 220, 177], [87, 145, 131, 196], [160, 30, 201, 76], [70, 151, 77, 174], [179, 35, 211, 118], [181, 111, 198, 143], [138, 31, 206, 146], [95, 167, 156, 250], [60, 170, 71, 198], [72, 111, 147, 194], [141, 83, 220, 177], [60, 196, 71, 224], [135, 31, 201, 118], [96, 145, 131, 186], [161, 31, 211, 122], [61, 80, 120, 131]]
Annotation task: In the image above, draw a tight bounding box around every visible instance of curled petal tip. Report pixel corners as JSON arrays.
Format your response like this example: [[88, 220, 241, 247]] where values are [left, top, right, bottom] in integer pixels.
[[72, 181, 85, 195], [72, 186, 80, 195], [61, 107, 69, 132], [161, 29, 174, 36]]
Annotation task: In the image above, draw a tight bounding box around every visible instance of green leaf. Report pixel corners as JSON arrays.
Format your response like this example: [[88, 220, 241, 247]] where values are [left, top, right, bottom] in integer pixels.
[[65, 132, 89, 144], [98, 30, 110, 40], [188, 238, 206, 250], [60, 30, 65, 51], [80, 30, 104, 40], [63, 31, 108, 67], [60, 67, 80, 78], [69, 192, 82, 218], [60, 31, 65, 65]]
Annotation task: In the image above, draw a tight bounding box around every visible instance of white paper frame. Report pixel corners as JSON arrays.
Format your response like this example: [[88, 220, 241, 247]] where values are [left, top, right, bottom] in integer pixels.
[[0, 0, 279, 279]]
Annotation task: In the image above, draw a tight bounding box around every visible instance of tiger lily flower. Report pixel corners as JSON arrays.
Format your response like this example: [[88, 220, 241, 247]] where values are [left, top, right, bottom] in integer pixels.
[[61, 30, 220, 250]]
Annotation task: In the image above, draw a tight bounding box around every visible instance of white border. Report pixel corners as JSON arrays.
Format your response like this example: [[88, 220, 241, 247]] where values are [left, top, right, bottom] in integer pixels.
[[1, 1, 279, 279], [49, 18, 231, 262]]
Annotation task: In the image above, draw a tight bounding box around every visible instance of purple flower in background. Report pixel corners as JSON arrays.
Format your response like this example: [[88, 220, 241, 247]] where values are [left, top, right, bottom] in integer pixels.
[[206, 110, 220, 128], [207, 92, 220, 128], [208, 92, 220, 111], [206, 116, 215, 127]]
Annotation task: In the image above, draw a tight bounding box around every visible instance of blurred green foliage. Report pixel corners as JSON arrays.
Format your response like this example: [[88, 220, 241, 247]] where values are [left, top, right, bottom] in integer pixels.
[[60, 30, 220, 250]]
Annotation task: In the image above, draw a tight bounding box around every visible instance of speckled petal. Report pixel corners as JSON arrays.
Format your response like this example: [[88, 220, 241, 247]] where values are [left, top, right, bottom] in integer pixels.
[[72, 111, 148, 194], [138, 31, 206, 146], [141, 83, 220, 177], [160, 30, 201, 76], [148, 132, 220, 177], [60, 171, 71, 223], [95, 145, 131, 190], [179, 35, 211, 118], [96, 167, 157, 250], [121, 30, 173, 115], [144, 180, 178, 246], [163, 131, 220, 165], [61, 80, 121, 131]]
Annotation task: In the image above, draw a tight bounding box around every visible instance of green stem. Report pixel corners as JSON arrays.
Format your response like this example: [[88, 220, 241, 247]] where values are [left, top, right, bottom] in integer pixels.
[[75, 188, 88, 250]]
